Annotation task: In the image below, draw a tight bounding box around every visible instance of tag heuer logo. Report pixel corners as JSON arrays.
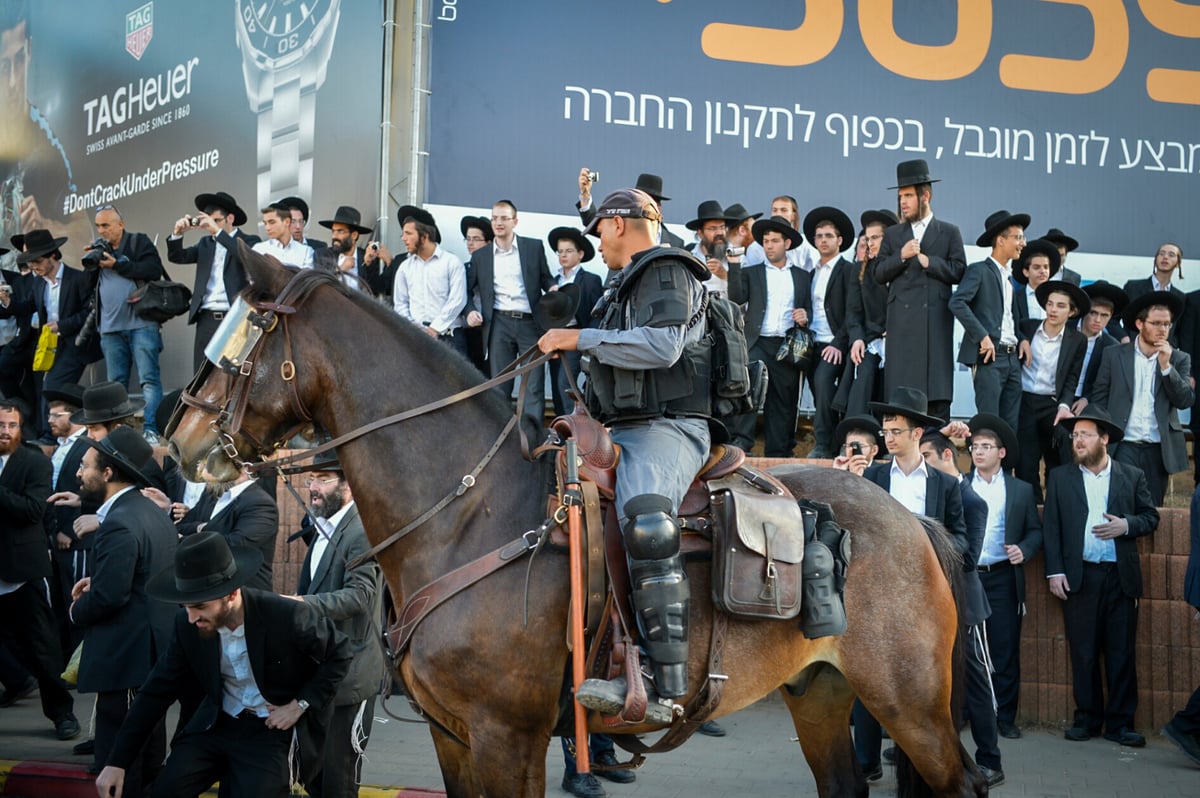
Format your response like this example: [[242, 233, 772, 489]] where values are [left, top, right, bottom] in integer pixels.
[[125, 2, 153, 61]]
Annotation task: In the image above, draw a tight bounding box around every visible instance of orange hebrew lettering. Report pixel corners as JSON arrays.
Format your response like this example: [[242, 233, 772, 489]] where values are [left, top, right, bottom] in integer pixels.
[[858, 0, 991, 81], [1139, 0, 1200, 106], [999, 0, 1128, 95], [700, 1, 843, 66]]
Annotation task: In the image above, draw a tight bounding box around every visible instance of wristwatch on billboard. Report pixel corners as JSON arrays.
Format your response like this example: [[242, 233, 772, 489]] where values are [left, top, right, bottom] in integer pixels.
[[235, 0, 342, 210]]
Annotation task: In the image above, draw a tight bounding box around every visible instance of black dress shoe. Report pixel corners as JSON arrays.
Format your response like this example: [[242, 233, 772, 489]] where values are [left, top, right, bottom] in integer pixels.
[[0, 677, 36, 707], [55, 713, 81, 741], [978, 766, 1005, 787], [997, 720, 1022, 739], [1103, 727, 1146, 747], [592, 751, 635, 784], [698, 720, 726, 737], [562, 771, 607, 798], [1162, 721, 1200, 766], [881, 745, 896, 764], [862, 763, 883, 782], [1064, 725, 1093, 741], [73, 739, 95, 756]]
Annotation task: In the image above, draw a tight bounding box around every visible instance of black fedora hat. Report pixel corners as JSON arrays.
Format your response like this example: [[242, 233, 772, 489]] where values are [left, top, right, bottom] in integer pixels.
[[976, 210, 1031, 249], [834, 414, 884, 453], [803, 206, 855, 252], [751, 215, 802, 250], [1013, 239, 1061, 285], [319, 205, 373, 235], [9, 234, 24, 252], [70, 381, 146, 426], [78, 425, 157, 487], [722, 203, 762, 226], [1035, 280, 1090, 318], [16, 229, 68, 264], [860, 208, 899, 230], [887, 159, 941, 190], [194, 191, 247, 227], [155, 389, 183, 443], [277, 196, 309, 221], [1082, 281, 1128, 318], [147, 531, 264, 605], [869, 386, 945, 427], [534, 283, 581, 331], [547, 226, 595, 263], [396, 204, 440, 243], [685, 200, 728, 231], [1042, 228, 1079, 252], [43, 382, 86, 408], [1123, 290, 1184, 329], [277, 447, 344, 477], [1058, 406, 1123, 444], [635, 173, 669, 202], [459, 215, 494, 242], [967, 413, 1019, 469]]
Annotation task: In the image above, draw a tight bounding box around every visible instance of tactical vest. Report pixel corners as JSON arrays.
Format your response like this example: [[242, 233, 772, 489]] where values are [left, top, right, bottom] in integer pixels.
[[586, 248, 712, 424]]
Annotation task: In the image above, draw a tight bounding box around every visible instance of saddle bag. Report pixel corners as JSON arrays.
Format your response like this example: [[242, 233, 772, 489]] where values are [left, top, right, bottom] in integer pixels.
[[709, 473, 811, 620], [128, 265, 192, 323]]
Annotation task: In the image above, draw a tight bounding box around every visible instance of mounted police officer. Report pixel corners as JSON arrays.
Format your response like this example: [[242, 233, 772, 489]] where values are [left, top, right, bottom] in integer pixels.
[[538, 187, 714, 723]]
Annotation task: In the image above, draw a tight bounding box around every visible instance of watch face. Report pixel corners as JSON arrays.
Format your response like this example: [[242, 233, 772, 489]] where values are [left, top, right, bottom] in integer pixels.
[[239, 0, 332, 66]]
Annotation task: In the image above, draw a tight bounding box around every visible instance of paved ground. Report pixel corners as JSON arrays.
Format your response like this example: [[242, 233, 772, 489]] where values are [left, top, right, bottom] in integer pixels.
[[1, 688, 1196, 796]]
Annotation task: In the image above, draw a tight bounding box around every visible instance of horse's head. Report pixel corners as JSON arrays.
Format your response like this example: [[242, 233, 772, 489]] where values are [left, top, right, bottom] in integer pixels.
[[168, 241, 331, 482]]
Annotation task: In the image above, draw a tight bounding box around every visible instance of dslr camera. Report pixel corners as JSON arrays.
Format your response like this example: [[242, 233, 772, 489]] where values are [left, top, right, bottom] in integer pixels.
[[80, 237, 115, 269]]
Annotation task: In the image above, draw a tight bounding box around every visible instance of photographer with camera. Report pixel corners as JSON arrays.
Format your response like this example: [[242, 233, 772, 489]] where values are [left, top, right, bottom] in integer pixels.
[[84, 205, 165, 445], [167, 192, 259, 371]]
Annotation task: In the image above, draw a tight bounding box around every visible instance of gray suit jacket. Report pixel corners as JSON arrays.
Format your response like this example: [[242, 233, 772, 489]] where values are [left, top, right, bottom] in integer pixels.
[[950, 257, 1015, 365], [1090, 342, 1194, 473]]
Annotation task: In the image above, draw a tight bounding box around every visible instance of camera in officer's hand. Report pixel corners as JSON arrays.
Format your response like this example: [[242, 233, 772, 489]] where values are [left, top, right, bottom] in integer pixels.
[[80, 237, 114, 269]]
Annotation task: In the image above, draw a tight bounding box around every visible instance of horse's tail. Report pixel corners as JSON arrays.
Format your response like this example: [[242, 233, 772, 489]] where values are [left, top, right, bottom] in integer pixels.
[[895, 515, 972, 798]]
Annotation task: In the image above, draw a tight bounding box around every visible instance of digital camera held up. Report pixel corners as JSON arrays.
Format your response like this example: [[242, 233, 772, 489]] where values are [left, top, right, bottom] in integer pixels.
[[80, 237, 115, 269]]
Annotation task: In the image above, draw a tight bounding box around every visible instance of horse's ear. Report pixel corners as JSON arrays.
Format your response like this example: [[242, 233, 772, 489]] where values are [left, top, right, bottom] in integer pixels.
[[238, 239, 290, 296]]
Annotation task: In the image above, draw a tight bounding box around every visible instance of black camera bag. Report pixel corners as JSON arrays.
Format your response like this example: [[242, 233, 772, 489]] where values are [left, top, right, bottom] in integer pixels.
[[127, 265, 192, 324]]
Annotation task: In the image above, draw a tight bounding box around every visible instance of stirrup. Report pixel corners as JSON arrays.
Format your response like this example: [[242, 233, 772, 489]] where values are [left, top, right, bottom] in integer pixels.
[[575, 676, 677, 726]]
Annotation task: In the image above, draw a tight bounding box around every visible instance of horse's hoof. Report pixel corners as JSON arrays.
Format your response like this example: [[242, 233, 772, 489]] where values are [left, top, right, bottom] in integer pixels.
[[576, 678, 674, 726]]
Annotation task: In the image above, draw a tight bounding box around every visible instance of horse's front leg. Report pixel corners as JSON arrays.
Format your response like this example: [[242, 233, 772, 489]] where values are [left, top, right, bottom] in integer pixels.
[[427, 723, 481, 798], [467, 716, 553, 798]]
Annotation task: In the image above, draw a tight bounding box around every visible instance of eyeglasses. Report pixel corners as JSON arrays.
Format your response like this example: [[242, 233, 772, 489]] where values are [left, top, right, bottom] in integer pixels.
[[1004, 233, 1026, 242], [701, 224, 726, 234], [47, 411, 72, 419], [303, 475, 340, 487], [463, 236, 486, 244], [1068, 431, 1100, 441], [1142, 320, 1171, 329], [880, 427, 915, 438], [968, 443, 997, 452]]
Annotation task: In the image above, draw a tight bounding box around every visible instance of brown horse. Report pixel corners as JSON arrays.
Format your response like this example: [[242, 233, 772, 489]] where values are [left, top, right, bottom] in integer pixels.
[[168, 247, 986, 798]]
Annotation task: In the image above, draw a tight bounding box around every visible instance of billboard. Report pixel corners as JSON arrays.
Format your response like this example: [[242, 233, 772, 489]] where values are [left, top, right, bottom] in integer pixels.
[[426, 0, 1198, 259]]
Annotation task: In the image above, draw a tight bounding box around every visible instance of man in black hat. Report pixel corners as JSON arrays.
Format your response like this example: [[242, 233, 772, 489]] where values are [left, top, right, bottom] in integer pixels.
[[1069, 281, 1126, 414], [801, 206, 863, 459], [176, 467, 279, 592], [949, 210, 1030, 432], [0, 397, 80, 742], [1041, 228, 1081, 285], [727, 215, 812, 457], [315, 205, 374, 289], [1090, 290, 1193, 506], [278, 196, 326, 250], [684, 200, 735, 295], [837, 210, 897, 417], [1015, 280, 1089, 503], [576, 168, 684, 247], [1118, 242, 1185, 344], [723, 202, 762, 266], [252, 202, 315, 270], [393, 207, 469, 356], [69, 426, 178, 791], [1044, 408, 1159, 747], [875, 159, 966, 421], [830, 415, 885, 476], [964, 414, 1042, 740], [167, 192, 261, 371], [96, 532, 352, 798], [546, 226, 603, 416]]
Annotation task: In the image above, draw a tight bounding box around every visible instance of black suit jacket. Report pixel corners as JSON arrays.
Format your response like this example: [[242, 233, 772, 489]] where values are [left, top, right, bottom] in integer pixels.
[[71, 488, 178, 693], [0, 263, 102, 366], [167, 229, 261, 322], [44, 435, 96, 549], [863, 461, 968, 556], [958, 479, 990, 626], [567, 269, 605, 329], [726, 259, 813, 351], [178, 482, 279, 591], [1042, 458, 1158, 598], [1078, 330, 1119, 401], [1018, 318, 1087, 406], [0, 443, 52, 583], [849, 257, 888, 344], [107, 589, 351, 785], [815, 256, 864, 352], [949, 258, 1017, 365], [970, 470, 1043, 607], [465, 236, 556, 348]]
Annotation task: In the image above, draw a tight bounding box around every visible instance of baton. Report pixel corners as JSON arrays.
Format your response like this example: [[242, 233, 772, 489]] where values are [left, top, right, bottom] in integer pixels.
[[564, 438, 589, 774]]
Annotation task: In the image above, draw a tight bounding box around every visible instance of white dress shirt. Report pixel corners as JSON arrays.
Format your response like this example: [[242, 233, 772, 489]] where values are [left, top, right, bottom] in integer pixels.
[[252, 237, 314, 270], [219, 623, 270, 717], [991, 258, 1017, 345], [491, 239, 530, 313], [810, 259, 835, 343], [972, 470, 1009, 566], [1079, 459, 1117, 564], [393, 245, 468, 334], [1124, 345, 1165, 443], [1022, 322, 1064, 397], [760, 262, 797, 337], [309, 500, 355, 581], [888, 458, 928, 516]]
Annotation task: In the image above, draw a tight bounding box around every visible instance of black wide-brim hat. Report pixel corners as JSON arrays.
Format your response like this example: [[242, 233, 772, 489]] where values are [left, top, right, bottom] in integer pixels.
[[42, 382, 86, 408], [546, 226, 595, 263], [888, 159, 941, 190], [1082, 281, 1129, 318], [751, 215, 803, 250], [1043, 228, 1079, 252], [194, 192, 247, 227], [534, 283, 581, 330], [976, 210, 1031, 249], [148, 531, 264, 605], [16, 229, 68, 263], [967, 413, 1019, 469], [70, 381, 146, 426], [155, 389, 184, 443], [834, 415, 884, 452], [1058, 406, 1123, 444], [459, 215, 493, 242], [860, 209, 899, 229], [870, 386, 945, 428], [802, 206, 855, 252], [685, 200, 729, 231], [1035, 280, 1091, 318], [277, 448, 343, 476], [1013, 239, 1061, 285], [78, 425, 157, 487], [319, 205, 373, 235], [277, 196, 309, 221], [396, 205, 440, 243], [722, 203, 762, 226], [635, 173, 669, 202], [1122, 290, 1184, 329]]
